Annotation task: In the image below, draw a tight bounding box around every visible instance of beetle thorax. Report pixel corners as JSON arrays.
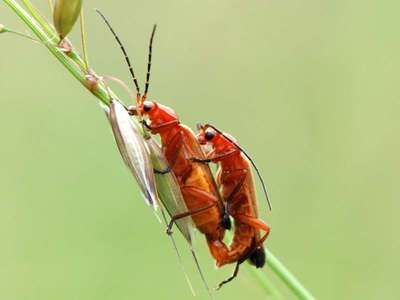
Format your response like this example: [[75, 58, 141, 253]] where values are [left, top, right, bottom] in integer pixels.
[[146, 102, 179, 134], [213, 134, 235, 155]]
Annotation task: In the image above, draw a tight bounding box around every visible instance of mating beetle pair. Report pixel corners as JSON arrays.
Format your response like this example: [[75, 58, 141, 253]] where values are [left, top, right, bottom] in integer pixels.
[[98, 10, 271, 293]]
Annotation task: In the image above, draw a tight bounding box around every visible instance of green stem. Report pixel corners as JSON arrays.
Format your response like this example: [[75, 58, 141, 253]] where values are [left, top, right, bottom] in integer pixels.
[[223, 231, 282, 299], [19, 0, 94, 76], [266, 249, 316, 300], [20, 0, 57, 40], [246, 264, 284, 299], [4, 0, 111, 106]]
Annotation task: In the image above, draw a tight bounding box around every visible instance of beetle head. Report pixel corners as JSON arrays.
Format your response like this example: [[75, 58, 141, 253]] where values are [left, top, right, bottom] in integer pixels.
[[196, 123, 218, 145], [129, 100, 179, 132]]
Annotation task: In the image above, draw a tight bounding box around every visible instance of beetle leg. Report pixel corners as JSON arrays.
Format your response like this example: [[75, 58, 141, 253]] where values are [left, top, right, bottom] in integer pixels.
[[234, 214, 271, 246], [144, 119, 180, 132], [166, 202, 216, 235], [218, 177, 246, 230], [191, 157, 211, 163], [153, 167, 172, 175], [154, 132, 183, 174], [216, 262, 241, 290], [191, 148, 239, 164], [216, 221, 269, 290], [141, 119, 152, 130], [214, 169, 247, 231], [166, 185, 219, 234], [224, 170, 248, 205], [221, 170, 248, 228], [178, 186, 233, 264]]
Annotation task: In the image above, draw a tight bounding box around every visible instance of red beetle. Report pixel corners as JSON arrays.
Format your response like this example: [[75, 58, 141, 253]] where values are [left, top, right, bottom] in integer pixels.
[[195, 124, 271, 289], [129, 102, 234, 263]]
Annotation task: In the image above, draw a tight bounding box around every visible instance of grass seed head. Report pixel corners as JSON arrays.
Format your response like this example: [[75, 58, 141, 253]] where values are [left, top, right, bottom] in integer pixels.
[[53, 0, 83, 39]]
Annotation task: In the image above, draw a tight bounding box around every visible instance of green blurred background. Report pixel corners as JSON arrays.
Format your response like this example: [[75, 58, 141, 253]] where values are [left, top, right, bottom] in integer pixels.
[[1, 0, 399, 299]]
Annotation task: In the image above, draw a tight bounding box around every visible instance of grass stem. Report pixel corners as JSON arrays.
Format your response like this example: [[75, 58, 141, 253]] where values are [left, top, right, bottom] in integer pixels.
[[266, 249, 316, 300], [4, 0, 111, 106]]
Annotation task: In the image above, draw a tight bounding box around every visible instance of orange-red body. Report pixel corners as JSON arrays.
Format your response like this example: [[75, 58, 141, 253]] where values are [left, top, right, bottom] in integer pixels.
[[129, 102, 229, 261], [197, 124, 271, 268]]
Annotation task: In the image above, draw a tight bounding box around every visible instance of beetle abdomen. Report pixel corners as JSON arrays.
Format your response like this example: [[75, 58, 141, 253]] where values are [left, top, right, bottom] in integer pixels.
[[248, 246, 266, 268]]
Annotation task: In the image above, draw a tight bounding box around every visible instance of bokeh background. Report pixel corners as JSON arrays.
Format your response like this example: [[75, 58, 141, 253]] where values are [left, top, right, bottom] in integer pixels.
[[1, 0, 399, 299]]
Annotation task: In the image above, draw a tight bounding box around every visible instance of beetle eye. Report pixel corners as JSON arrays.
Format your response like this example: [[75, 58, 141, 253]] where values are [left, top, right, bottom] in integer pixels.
[[143, 101, 153, 112], [205, 129, 215, 141]]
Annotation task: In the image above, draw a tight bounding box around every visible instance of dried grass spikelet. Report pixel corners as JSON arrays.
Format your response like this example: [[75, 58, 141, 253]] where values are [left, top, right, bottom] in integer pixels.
[[53, 0, 82, 39], [107, 99, 158, 208]]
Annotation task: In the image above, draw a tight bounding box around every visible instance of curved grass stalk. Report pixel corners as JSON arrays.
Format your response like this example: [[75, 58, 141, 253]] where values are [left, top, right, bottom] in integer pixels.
[[223, 230, 315, 299], [4, 0, 110, 106], [265, 249, 316, 300], [20, 0, 57, 39], [21, 0, 90, 73], [2, 1, 316, 299], [246, 265, 284, 299]]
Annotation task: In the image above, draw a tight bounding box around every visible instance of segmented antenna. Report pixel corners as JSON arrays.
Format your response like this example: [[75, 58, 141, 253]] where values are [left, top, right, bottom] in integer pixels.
[[95, 9, 141, 98], [143, 24, 157, 102], [206, 124, 272, 211]]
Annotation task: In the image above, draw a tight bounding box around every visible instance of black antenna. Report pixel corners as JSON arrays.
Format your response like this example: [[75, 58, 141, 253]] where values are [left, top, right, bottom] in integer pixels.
[[143, 24, 157, 101], [206, 124, 272, 211], [95, 9, 141, 97]]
